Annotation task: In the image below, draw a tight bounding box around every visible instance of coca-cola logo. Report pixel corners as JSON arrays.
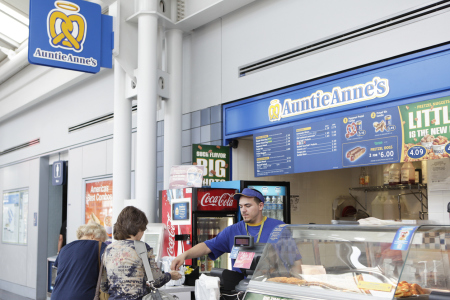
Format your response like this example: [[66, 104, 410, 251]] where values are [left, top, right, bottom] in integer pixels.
[[200, 193, 234, 207], [166, 212, 176, 256]]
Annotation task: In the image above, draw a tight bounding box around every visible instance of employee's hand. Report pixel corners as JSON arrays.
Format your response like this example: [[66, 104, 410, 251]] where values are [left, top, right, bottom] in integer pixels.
[[171, 254, 185, 271], [170, 271, 182, 280]]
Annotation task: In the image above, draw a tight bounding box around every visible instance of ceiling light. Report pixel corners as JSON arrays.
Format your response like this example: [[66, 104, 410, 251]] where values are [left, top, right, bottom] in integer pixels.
[[0, 11, 28, 44], [0, 2, 29, 25]]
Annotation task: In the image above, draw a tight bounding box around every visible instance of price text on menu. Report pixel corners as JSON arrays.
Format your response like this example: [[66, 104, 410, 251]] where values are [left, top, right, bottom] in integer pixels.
[[294, 119, 341, 173], [254, 127, 294, 176]]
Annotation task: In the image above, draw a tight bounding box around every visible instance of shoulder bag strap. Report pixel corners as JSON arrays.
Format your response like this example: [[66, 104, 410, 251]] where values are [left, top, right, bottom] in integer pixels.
[[98, 241, 101, 270], [94, 242, 104, 300], [134, 240, 154, 281]]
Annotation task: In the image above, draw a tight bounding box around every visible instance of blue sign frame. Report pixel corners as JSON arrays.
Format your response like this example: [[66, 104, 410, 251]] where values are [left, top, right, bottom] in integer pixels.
[[223, 43, 450, 144], [28, 0, 113, 73], [223, 43, 450, 177]]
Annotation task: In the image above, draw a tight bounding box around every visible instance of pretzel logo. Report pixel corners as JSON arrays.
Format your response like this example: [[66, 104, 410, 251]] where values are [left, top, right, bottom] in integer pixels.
[[47, 1, 87, 52], [268, 99, 282, 122]]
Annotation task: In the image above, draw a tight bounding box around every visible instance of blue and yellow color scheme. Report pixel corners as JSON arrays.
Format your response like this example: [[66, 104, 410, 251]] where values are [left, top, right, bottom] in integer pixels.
[[29, 0, 113, 73]]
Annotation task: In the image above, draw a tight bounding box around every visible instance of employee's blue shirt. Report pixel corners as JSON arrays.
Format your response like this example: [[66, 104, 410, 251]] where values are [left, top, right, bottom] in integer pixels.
[[204, 217, 284, 272], [52, 240, 106, 300]]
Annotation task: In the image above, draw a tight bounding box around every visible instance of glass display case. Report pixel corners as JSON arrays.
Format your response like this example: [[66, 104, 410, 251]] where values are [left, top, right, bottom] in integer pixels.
[[244, 224, 450, 300]]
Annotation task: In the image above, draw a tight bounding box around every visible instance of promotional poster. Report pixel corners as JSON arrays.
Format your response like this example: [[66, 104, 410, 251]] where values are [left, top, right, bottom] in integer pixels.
[[85, 179, 113, 242], [192, 144, 230, 186]]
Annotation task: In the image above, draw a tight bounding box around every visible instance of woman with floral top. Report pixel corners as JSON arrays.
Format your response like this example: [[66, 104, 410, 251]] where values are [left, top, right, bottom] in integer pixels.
[[101, 206, 181, 299]]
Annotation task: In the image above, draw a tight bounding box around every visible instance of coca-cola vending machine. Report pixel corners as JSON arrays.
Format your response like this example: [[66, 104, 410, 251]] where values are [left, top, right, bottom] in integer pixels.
[[159, 187, 238, 273]]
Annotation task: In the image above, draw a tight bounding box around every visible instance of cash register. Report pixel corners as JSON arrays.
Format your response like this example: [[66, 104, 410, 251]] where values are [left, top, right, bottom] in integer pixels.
[[210, 235, 265, 299]]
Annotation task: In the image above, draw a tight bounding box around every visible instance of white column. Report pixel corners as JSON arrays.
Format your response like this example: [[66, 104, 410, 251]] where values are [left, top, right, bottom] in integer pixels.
[[164, 29, 183, 189], [136, 13, 158, 222], [112, 60, 131, 225]]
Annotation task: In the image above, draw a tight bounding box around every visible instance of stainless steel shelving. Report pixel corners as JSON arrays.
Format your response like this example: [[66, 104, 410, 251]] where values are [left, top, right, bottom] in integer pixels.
[[348, 184, 428, 219]]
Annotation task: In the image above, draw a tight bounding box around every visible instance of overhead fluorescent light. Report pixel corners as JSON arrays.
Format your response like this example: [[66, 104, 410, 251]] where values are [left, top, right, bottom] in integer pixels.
[[0, 2, 29, 25], [0, 10, 28, 44]]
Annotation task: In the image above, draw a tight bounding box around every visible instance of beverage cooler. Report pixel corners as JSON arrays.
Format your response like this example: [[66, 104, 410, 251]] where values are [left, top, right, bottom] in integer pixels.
[[159, 187, 238, 273], [211, 180, 291, 224]]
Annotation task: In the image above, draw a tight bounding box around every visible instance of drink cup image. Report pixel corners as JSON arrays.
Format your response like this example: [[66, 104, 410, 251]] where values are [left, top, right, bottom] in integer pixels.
[[104, 215, 113, 235], [356, 120, 363, 132], [385, 115, 392, 126]]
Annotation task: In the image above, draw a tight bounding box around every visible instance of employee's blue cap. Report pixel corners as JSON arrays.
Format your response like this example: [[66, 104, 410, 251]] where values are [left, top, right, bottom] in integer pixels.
[[233, 188, 265, 203]]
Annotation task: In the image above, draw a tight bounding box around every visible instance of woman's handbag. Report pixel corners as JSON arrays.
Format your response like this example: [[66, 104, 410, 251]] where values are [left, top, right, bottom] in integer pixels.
[[134, 240, 176, 300], [94, 242, 109, 300]]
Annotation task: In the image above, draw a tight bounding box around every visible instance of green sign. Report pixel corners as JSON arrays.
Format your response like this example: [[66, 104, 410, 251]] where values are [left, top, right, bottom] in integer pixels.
[[399, 96, 450, 161], [244, 292, 295, 300], [192, 144, 230, 186]]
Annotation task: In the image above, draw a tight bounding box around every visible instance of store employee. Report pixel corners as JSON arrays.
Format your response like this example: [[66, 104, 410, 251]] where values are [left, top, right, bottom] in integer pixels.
[[171, 188, 284, 272]]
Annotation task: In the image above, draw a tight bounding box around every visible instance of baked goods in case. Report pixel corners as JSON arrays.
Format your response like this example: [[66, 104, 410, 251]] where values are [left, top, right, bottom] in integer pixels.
[[394, 281, 427, 298]]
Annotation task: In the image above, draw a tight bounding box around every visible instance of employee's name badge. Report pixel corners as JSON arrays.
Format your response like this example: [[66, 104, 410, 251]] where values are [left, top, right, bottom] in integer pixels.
[[230, 246, 240, 259]]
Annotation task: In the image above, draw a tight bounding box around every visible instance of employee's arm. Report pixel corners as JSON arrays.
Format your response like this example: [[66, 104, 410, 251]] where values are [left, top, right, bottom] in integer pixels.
[[57, 234, 63, 253], [171, 242, 212, 271]]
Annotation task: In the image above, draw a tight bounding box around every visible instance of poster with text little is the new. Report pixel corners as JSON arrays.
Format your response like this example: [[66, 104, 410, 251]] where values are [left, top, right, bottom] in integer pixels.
[[399, 96, 450, 162]]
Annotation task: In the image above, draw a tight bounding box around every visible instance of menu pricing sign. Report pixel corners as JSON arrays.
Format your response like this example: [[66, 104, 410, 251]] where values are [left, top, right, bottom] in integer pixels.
[[400, 97, 450, 162], [192, 144, 230, 186]]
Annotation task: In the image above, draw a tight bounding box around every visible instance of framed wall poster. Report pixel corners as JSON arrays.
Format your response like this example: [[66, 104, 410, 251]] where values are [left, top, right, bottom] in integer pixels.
[[84, 177, 113, 243], [2, 189, 28, 244]]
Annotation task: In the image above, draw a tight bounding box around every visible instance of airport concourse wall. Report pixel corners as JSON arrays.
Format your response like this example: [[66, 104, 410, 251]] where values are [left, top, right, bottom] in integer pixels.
[[185, 0, 450, 112], [0, 69, 120, 299]]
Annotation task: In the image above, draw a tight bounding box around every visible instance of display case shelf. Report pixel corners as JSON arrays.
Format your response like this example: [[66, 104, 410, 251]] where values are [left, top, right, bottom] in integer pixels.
[[348, 184, 428, 220], [246, 224, 450, 300], [349, 184, 427, 192]]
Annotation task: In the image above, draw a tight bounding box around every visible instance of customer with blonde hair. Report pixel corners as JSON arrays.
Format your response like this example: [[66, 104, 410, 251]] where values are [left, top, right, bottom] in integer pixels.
[[51, 221, 108, 300], [101, 206, 181, 299]]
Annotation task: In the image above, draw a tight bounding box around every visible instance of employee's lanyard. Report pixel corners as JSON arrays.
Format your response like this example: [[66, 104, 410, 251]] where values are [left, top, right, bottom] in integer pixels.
[[245, 218, 266, 243]]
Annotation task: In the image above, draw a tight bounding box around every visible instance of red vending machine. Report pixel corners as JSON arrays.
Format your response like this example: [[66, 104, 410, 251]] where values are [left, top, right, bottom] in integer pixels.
[[159, 187, 238, 273]]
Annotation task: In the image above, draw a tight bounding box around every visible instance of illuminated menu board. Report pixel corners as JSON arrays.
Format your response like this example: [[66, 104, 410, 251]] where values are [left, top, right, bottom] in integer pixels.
[[254, 127, 294, 176]]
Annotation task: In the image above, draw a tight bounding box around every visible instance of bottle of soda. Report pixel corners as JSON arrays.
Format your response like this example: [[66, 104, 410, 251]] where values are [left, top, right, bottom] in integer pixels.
[[214, 255, 221, 268], [197, 219, 204, 243], [207, 257, 214, 271], [213, 220, 220, 238], [201, 255, 206, 272], [208, 219, 214, 240]]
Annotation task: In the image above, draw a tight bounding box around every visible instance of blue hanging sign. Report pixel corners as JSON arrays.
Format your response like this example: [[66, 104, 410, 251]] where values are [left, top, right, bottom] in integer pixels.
[[28, 0, 113, 73]]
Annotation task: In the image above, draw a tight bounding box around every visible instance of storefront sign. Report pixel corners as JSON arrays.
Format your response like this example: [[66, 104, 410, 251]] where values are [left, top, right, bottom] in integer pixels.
[[269, 77, 389, 122], [169, 165, 205, 189], [192, 144, 230, 186], [85, 179, 113, 242], [253, 95, 450, 177], [28, 0, 113, 73]]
